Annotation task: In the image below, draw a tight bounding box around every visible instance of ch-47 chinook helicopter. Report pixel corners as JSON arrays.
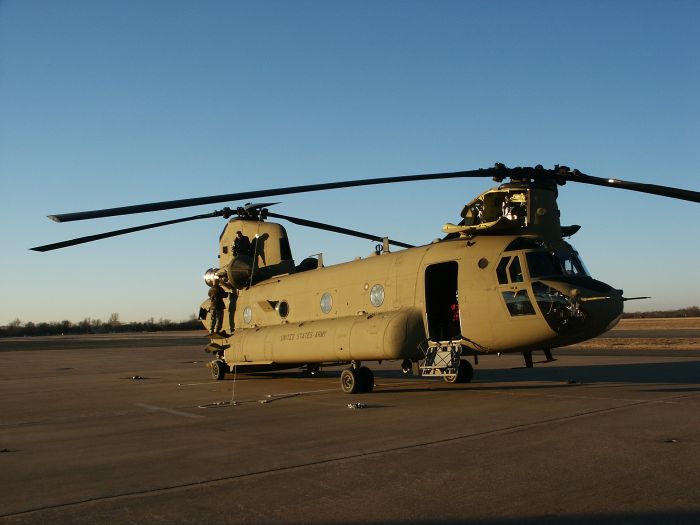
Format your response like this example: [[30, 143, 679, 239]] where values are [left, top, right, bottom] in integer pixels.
[[32, 164, 700, 393]]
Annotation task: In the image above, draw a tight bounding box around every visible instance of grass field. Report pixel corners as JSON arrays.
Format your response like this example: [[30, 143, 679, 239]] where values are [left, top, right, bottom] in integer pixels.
[[568, 317, 700, 351]]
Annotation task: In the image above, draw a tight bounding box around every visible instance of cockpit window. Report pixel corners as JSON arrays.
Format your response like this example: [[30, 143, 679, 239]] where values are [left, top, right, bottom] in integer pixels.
[[502, 290, 536, 316], [496, 257, 510, 285], [498, 255, 526, 283], [508, 256, 524, 283], [558, 250, 590, 276], [526, 251, 563, 278], [525, 249, 590, 278]]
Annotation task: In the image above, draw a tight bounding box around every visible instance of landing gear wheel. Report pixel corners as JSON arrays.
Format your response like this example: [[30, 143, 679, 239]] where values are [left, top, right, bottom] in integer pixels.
[[457, 359, 474, 383], [357, 366, 374, 393], [211, 360, 228, 380], [443, 359, 473, 384], [443, 372, 458, 383], [340, 368, 360, 394]]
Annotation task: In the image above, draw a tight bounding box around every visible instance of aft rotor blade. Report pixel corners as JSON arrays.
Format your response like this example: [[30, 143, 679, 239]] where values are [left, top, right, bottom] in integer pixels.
[[30, 211, 221, 252], [48, 168, 496, 223], [266, 212, 414, 249], [566, 172, 700, 203]]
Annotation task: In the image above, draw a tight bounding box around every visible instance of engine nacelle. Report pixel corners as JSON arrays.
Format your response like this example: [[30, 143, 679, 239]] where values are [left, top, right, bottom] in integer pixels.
[[226, 254, 255, 289], [203, 268, 221, 287], [204, 255, 255, 290]]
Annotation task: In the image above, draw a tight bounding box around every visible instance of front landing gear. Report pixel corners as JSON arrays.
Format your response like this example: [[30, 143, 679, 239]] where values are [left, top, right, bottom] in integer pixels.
[[340, 364, 374, 394]]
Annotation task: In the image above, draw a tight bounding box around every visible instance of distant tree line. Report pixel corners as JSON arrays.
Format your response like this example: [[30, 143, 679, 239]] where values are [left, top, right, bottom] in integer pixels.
[[0, 312, 202, 338], [2, 306, 698, 338], [621, 306, 700, 319]]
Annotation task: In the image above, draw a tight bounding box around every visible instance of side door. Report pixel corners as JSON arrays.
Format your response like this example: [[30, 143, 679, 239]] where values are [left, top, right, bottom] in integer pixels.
[[424, 261, 460, 341]]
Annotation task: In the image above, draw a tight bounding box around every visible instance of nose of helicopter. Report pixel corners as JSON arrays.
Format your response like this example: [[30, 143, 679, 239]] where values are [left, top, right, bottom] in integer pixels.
[[532, 278, 624, 339]]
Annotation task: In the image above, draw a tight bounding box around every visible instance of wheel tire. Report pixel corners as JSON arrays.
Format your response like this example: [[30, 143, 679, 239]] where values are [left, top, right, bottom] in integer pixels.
[[443, 359, 473, 384], [340, 368, 360, 394], [443, 372, 458, 383], [457, 359, 474, 383], [211, 360, 227, 380], [357, 366, 374, 393]]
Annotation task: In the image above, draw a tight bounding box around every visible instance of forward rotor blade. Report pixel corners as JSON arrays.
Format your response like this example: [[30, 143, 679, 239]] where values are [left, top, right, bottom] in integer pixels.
[[566, 172, 700, 203], [46, 165, 700, 224], [30, 211, 221, 252], [48, 168, 496, 222], [266, 212, 414, 249]]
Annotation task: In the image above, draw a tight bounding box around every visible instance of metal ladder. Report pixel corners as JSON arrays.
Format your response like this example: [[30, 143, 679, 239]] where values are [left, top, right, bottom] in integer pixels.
[[420, 340, 462, 377]]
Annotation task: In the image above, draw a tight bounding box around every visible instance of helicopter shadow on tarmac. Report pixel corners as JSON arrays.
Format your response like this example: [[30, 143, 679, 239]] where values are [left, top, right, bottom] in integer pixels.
[[295, 513, 700, 525], [398, 359, 700, 397], [472, 359, 700, 387], [236, 359, 700, 395]]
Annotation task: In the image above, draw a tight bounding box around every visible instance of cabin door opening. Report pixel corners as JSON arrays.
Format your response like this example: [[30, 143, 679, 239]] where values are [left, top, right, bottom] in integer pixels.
[[425, 261, 460, 341]]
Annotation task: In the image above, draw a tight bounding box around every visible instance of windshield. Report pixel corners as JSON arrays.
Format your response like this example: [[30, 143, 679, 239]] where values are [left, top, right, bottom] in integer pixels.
[[525, 251, 562, 278], [525, 249, 590, 278], [557, 249, 590, 276]]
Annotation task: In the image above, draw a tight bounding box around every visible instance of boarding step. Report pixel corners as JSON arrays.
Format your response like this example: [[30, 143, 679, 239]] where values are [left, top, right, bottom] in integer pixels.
[[420, 341, 462, 377]]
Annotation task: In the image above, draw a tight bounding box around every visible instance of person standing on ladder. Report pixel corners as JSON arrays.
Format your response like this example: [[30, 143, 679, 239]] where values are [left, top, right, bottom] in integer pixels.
[[208, 284, 227, 335]]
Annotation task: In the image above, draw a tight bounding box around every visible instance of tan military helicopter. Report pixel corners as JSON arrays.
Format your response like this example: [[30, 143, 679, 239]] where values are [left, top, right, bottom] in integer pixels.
[[33, 164, 700, 393]]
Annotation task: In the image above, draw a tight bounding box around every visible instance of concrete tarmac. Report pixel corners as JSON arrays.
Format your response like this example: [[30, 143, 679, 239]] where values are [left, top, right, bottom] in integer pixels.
[[1, 330, 699, 524]]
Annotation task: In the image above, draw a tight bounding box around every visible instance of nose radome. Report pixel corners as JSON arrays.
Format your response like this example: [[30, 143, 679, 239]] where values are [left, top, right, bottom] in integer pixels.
[[533, 279, 623, 337]]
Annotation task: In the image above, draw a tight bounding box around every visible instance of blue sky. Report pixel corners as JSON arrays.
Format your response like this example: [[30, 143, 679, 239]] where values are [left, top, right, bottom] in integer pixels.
[[1, 0, 698, 324]]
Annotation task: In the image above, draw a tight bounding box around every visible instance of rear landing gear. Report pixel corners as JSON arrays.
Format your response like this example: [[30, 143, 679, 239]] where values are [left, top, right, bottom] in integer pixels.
[[340, 364, 374, 394], [211, 360, 228, 380]]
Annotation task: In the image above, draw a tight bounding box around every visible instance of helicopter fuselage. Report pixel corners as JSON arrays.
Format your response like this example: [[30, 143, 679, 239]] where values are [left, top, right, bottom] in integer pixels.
[[202, 226, 623, 370]]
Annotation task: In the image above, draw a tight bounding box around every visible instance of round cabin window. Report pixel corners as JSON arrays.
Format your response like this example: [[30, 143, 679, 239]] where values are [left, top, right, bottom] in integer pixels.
[[370, 284, 385, 307], [320, 292, 333, 314], [277, 300, 289, 318], [243, 306, 252, 324]]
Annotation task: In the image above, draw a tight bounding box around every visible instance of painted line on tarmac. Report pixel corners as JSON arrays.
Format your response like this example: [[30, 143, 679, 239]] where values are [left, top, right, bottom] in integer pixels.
[[134, 403, 204, 419]]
